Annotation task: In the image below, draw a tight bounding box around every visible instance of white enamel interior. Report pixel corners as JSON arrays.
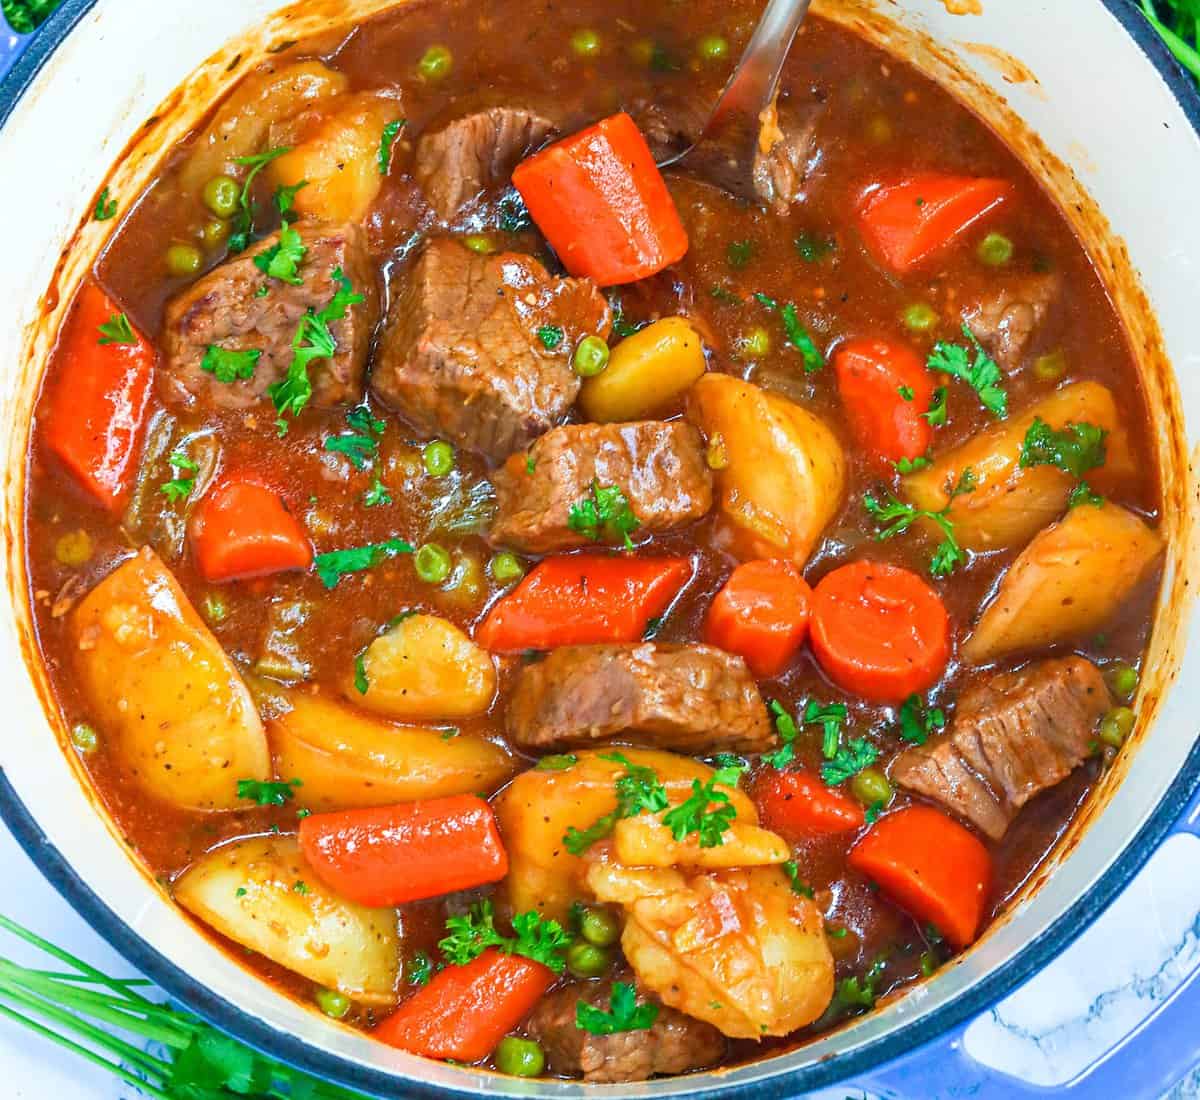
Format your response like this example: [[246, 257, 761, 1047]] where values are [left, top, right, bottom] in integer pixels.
[[0, 1, 1198, 1096]]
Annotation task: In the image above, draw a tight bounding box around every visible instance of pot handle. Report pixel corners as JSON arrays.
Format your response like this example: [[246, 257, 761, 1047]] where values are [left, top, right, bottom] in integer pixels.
[[0, 24, 33, 80], [857, 785, 1200, 1099]]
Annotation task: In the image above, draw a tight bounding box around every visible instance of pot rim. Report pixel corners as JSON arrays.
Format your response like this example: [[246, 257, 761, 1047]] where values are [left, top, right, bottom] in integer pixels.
[[1, 1, 1199, 1096]]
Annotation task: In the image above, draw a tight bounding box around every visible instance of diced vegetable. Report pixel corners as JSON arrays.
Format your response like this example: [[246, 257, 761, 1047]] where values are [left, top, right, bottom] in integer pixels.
[[579, 317, 706, 422], [299, 795, 508, 906], [902, 381, 1135, 551], [493, 749, 757, 921], [753, 768, 866, 838], [69, 548, 269, 810], [848, 806, 991, 948], [374, 949, 554, 1062], [173, 835, 399, 1002], [495, 1036, 546, 1077], [270, 93, 405, 224], [253, 598, 314, 682], [346, 613, 496, 719], [833, 338, 934, 467], [264, 688, 514, 811], [512, 112, 688, 286], [475, 555, 691, 652], [190, 478, 312, 583], [686, 374, 847, 565], [857, 174, 1012, 273], [612, 815, 789, 868], [962, 502, 1164, 664], [42, 283, 154, 513], [810, 561, 950, 703], [703, 559, 811, 678]]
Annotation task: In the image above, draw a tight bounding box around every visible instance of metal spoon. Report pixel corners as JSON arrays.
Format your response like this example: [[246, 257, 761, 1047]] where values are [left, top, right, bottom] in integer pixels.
[[660, 0, 814, 201]]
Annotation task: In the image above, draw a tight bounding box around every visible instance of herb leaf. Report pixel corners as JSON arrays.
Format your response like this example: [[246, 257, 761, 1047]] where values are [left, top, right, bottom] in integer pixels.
[[97, 312, 136, 346], [660, 764, 744, 848], [353, 653, 369, 695], [438, 899, 571, 973], [782, 860, 814, 898], [1019, 417, 1107, 479], [863, 467, 977, 577], [160, 451, 199, 503], [228, 146, 291, 253], [378, 119, 406, 175], [567, 481, 640, 549], [236, 777, 301, 805], [93, 187, 117, 221], [928, 323, 1007, 418], [563, 752, 668, 855], [253, 220, 307, 286], [763, 700, 801, 769], [820, 738, 879, 786], [324, 407, 384, 470], [537, 324, 564, 350], [313, 536, 414, 589], [363, 478, 392, 507], [201, 345, 261, 383], [576, 982, 659, 1035], [755, 292, 824, 372], [727, 239, 756, 268], [898, 693, 945, 746]]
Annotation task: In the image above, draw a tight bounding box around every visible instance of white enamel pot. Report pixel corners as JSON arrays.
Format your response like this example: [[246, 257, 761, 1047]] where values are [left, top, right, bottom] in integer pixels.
[[0, 2, 1198, 1097]]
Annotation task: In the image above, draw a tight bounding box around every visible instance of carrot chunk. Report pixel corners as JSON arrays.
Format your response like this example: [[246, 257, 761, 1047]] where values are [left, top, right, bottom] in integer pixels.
[[754, 768, 865, 838], [834, 339, 934, 468], [703, 560, 811, 678], [190, 477, 313, 583]]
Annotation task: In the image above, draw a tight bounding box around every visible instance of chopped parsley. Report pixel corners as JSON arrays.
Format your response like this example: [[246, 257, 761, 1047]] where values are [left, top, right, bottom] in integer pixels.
[[609, 297, 646, 338], [1019, 416, 1108, 507], [834, 955, 889, 1014], [407, 951, 432, 986], [924, 385, 948, 427], [820, 738, 879, 787], [201, 345, 261, 383], [783, 860, 815, 898], [313, 536, 414, 589], [378, 119, 406, 174], [1069, 482, 1106, 508], [292, 880, 308, 895], [228, 146, 291, 253], [928, 323, 1007, 418], [727, 239, 756, 268], [898, 385, 915, 401], [535, 754, 579, 771], [498, 191, 532, 233], [236, 778, 301, 806], [863, 467, 977, 577], [754, 292, 824, 372], [273, 180, 308, 222], [896, 454, 930, 474], [324, 406, 385, 469], [253, 220, 307, 285], [353, 653, 369, 695], [763, 699, 848, 769], [160, 451, 199, 503], [438, 899, 572, 973], [97, 312, 136, 346], [363, 478, 392, 507], [93, 187, 117, 221], [576, 982, 659, 1036], [525, 455, 536, 475], [898, 693, 946, 746], [567, 481, 640, 549], [564, 752, 668, 855], [537, 324, 565, 351], [794, 232, 835, 263], [660, 763, 744, 848]]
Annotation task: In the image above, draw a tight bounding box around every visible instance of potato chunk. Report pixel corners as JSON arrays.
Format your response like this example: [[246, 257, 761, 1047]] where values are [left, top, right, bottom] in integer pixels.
[[175, 835, 399, 1004], [69, 548, 269, 811], [493, 750, 758, 922], [344, 614, 497, 720], [266, 688, 515, 811], [587, 863, 834, 1038], [963, 502, 1164, 664], [902, 381, 1136, 552], [686, 373, 846, 564], [613, 816, 789, 869]]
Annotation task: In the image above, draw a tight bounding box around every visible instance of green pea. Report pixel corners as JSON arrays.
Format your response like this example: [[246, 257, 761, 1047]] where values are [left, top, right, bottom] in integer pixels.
[[741, 326, 771, 358], [70, 723, 98, 754], [166, 243, 203, 277], [578, 906, 620, 947], [850, 768, 893, 808], [696, 34, 729, 61], [1098, 706, 1135, 748], [1033, 349, 1068, 382], [1108, 664, 1139, 701], [199, 218, 230, 247], [566, 940, 611, 978], [418, 44, 453, 81], [202, 592, 228, 624], [314, 987, 351, 1019], [977, 232, 1014, 266], [202, 175, 239, 219], [571, 28, 602, 57], [415, 543, 452, 585], [422, 440, 455, 477], [489, 551, 526, 585], [54, 529, 94, 567], [463, 234, 494, 254], [495, 1036, 545, 1078], [902, 302, 938, 333], [572, 335, 610, 378]]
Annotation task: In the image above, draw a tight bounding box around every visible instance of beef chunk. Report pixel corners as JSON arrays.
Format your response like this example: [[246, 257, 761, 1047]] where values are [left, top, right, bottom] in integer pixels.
[[162, 222, 379, 411], [372, 239, 610, 463], [891, 656, 1109, 839], [414, 107, 555, 221], [753, 95, 821, 214], [491, 421, 712, 553], [526, 981, 725, 1083], [631, 95, 707, 161], [961, 273, 1059, 369], [507, 642, 772, 755]]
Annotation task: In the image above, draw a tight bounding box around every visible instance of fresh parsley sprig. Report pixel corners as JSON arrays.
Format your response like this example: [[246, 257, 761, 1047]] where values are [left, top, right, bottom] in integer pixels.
[[313, 536, 414, 589], [159, 451, 199, 503], [754, 291, 824, 372], [236, 777, 301, 806], [228, 146, 291, 253], [660, 763, 744, 848], [763, 699, 849, 769], [576, 982, 659, 1036], [1018, 416, 1108, 508], [898, 693, 946, 746], [563, 752, 668, 855], [863, 467, 977, 577], [324, 406, 386, 470], [820, 738, 879, 787], [201, 345, 261, 383], [567, 481, 640, 549], [97, 312, 136, 346], [438, 899, 572, 973], [928, 323, 1007, 418], [93, 187, 117, 222], [378, 119, 406, 175], [253, 220, 307, 286]]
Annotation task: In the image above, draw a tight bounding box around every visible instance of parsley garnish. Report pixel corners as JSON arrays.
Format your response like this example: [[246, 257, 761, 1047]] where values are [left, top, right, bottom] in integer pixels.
[[782, 860, 815, 898], [498, 191, 532, 233], [764, 699, 848, 769], [924, 385, 948, 427], [407, 951, 432, 986], [324, 406, 385, 469], [834, 955, 888, 1014], [313, 537, 414, 589], [660, 764, 744, 848], [201, 345, 261, 383], [898, 693, 945, 745], [865, 800, 884, 824], [93, 187, 117, 221], [928, 323, 1007, 418], [1019, 416, 1107, 507], [794, 232, 835, 263], [236, 778, 301, 805], [363, 478, 392, 507], [273, 180, 308, 222], [97, 312, 135, 346], [438, 899, 572, 973], [292, 880, 308, 895], [764, 700, 800, 769], [253, 220, 307, 286], [564, 752, 668, 855], [160, 451, 199, 503], [576, 982, 659, 1035], [537, 324, 564, 350], [228, 146, 291, 253], [609, 297, 646, 338], [898, 385, 915, 401], [567, 481, 640, 549], [378, 119, 406, 174], [1068, 482, 1105, 508], [754, 292, 824, 372], [896, 455, 930, 474], [353, 653, 369, 695], [727, 239, 756, 268], [821, 738, 879, 786], [536, 754, 579, 771], [863, 467, 977, 577]]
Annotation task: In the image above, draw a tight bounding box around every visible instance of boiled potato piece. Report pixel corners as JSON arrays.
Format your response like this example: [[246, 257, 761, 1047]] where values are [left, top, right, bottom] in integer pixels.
[[69, 548, 269, 811], [579, 317, 706, 422], [903, 381, 1136, 552], [267, 689, 515, 811], [494, 749, 758, 922], [175, 835, 399, 1004], [345, 614, 496, 720], [269, 93, 404, 224], [588, 862, 834, 1038], [179, 61, 348, 193], [613, 816, 788, 869], [686, 373, 846, 564], [963, 501, 1163, 664]]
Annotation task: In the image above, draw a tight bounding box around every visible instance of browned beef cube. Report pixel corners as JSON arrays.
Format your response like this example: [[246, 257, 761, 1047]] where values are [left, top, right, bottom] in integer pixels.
[[414, 107, 555, 221], [491, 421, 712, 553], [753, 95, 822, 214], [890, 656, 1110, 839], [161, 222, 379, 411], [507, 643, 773, 755], [526, 981, 725, 1083], [372, 239, 609, 463], [961, 273, 1059, 369]]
